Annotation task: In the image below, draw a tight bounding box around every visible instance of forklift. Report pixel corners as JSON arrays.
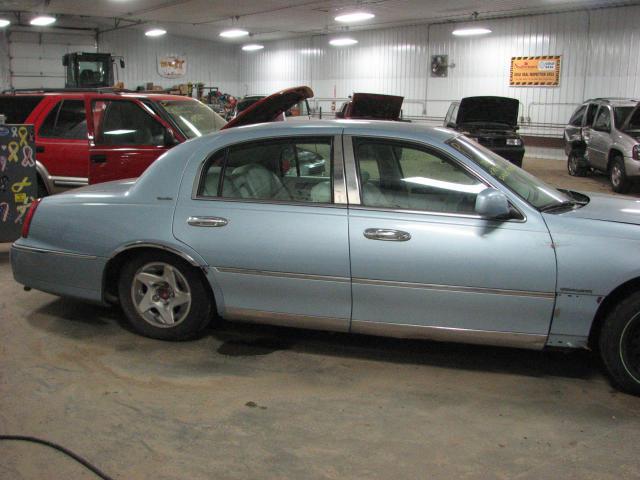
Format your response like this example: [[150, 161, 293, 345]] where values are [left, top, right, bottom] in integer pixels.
[[62, 52, 125, 88]]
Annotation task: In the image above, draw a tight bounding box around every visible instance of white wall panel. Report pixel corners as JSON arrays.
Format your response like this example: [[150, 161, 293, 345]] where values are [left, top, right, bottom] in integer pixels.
[[0, 31, 9, 92], [99, 28, 240, 96], [8, 30, 96, 89], [238, 4, 640, 159]]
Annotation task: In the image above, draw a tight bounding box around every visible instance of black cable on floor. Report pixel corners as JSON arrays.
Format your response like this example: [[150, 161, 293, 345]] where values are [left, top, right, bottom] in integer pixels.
[[0, 435, 115, 480]]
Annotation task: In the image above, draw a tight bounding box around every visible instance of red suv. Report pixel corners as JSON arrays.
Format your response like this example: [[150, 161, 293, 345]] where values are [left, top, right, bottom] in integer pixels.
[[0, 91, 226, 195]]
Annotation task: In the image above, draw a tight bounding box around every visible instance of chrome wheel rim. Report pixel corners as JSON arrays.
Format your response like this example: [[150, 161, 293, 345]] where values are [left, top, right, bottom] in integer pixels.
[[568, 155, 577, 175], [611, 165, 623, 188], [131, 262, 192, 328]]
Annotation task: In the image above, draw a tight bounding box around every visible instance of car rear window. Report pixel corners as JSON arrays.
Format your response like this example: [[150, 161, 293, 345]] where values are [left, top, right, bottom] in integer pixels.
[[0, 96, 45, 123]]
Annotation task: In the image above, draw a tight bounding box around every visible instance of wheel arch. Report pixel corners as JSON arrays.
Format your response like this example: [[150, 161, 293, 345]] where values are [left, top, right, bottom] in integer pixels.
[[35, 160, 53, 195], [589, 276, 640, 350], [607, 148, 625, 171], [102, 242, 214, 306]]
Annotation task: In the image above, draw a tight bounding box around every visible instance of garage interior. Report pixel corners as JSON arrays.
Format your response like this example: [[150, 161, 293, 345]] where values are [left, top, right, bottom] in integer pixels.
[[2, 1, 640, 479]]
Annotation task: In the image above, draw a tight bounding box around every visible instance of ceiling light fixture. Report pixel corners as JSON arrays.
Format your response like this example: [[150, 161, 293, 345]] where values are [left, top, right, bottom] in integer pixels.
[[452, 27, 491, 36], [30, 15, 56, 26], [0, 18, 10, 28], [335, 12, 375, 23], [145, 28, 167, 37], [220, 29, 249, 38], [329, 37, 358, 46], [242, 44, 264, 51]]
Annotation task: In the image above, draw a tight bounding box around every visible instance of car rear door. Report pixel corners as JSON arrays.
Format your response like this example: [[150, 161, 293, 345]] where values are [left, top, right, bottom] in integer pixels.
[[34, 96, 89, 190], [344, 135, 557, 347], [173, 131, 352, 331], [84, 95, 182, 184]]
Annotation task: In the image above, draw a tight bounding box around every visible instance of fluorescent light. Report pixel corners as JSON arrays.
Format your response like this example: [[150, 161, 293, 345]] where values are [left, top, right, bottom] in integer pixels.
[[0, 19, 10, 28], [145, 28, 166, 37], [329, 37, 358, 46], [335, 12, 375, 23], [220, 29, 249, 38], [30, 15, 56, 26], [452, 27, 491, 36], [242, 44, 264, 51]]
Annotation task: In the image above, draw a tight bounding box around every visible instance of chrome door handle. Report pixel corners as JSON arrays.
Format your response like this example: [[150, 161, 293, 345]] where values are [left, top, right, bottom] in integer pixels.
[[364, 228, 411, 242], [187, 216, 228, 227]]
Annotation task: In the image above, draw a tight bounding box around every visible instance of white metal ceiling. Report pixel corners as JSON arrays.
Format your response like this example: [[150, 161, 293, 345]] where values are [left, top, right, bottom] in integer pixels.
[[0, 0, 637, 41]]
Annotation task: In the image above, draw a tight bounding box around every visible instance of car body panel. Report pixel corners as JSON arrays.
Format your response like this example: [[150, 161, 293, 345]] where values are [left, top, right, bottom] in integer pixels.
[[456, 96, 519, 127], [337, 93, 404, 120], [11, 119, 640, 352]]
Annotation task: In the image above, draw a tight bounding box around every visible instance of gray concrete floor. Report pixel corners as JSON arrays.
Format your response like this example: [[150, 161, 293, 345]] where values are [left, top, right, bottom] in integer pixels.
[[2, 158, 640, 480]]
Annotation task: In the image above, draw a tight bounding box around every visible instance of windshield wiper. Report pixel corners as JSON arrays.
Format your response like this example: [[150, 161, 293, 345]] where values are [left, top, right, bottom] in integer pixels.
[[539, 200, 582, 212]]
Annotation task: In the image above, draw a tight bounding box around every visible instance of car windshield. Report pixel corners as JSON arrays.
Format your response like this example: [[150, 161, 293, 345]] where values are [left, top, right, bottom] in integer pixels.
[[614, 106, 634, 128], [159, 100, 226, 139], [624, 107, 640, 132], [449, 136, 571, 210]]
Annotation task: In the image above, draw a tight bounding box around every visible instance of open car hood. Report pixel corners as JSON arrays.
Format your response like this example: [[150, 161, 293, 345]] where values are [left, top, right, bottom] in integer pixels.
[[349, 93, 404, 120], [456, 96, 519, 128], [222, 86, 313, 129]]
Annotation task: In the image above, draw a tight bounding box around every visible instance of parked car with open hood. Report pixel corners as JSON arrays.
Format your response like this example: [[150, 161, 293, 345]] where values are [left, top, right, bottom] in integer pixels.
[[444, 96, 525, 167], [12, 109, 640, 395], [564, 98, 638, 193], [335, 93, 404, 120]]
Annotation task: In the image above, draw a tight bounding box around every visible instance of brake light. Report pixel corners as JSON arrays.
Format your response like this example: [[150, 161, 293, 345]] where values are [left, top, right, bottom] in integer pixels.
[[633, 145, 640, 161], [21, 198, 42, 238]]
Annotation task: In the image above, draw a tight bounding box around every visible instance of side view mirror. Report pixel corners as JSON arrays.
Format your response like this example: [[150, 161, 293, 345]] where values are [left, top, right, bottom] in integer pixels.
[[475, 188, 510, 219], [335, 111, 344, 119], [164, 130, 180, 147]]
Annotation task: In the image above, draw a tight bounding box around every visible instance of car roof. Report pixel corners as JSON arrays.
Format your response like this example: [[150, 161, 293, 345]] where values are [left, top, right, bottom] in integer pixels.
[[213, 119, 457, 144], [1, 90, 194, 102], [584, 98, 638, 106]]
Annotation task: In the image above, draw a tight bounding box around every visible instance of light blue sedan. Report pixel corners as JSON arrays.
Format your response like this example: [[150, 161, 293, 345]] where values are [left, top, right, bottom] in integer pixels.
[[11, 119, 640, 395]]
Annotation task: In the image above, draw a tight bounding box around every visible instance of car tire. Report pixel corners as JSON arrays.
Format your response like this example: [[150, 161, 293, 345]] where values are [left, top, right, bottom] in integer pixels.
[[609, 156, 631, 194], [567, 151, 587, 177], [36, 175, 49, 198], [118, 251, 213, 341], [599, 291, 640, 395]]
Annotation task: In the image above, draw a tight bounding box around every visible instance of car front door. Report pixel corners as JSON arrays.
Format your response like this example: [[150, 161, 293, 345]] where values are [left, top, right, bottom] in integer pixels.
[[35, 97, 90, 191], [344, 135, 557, 347], [84, 95, 182, 184], [587, 106, 612, 170], [173, 133, 352, 331]]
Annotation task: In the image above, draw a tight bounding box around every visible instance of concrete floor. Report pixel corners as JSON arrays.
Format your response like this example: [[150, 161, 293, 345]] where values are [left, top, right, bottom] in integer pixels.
[[2, 158, 640, 480]]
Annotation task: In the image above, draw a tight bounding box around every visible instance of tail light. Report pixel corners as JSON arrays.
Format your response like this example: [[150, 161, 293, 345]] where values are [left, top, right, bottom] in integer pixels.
[[21, 198, 42, 238], [633, 145, 640, 161]]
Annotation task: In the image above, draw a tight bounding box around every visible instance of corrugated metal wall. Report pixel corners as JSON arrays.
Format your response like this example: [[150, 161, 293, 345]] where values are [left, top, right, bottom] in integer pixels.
[[240, 4, 640, 141], [0, 31, 10, 91], [98, 28, 240, 95]]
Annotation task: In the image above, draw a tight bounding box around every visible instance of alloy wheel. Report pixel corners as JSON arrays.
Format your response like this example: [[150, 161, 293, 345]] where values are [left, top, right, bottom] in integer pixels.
[[130, 262, 192, 328]]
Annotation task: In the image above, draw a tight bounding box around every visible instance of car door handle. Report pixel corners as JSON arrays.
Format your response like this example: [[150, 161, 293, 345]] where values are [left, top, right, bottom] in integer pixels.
[[91, 154, 107, 164], [363, 228, 411, 242], [36, 145, 45, 153], [187, 216, 228, 227]]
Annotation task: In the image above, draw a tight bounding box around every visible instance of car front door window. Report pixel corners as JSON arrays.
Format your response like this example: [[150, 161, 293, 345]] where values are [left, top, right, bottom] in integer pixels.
[[93, 100, 166, 146], [354, 139, 485, 214], [593, 107, 611, 132]]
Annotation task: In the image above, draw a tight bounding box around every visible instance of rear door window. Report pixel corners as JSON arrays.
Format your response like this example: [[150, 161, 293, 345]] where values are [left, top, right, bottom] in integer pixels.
[[38, 100, 87, 139]]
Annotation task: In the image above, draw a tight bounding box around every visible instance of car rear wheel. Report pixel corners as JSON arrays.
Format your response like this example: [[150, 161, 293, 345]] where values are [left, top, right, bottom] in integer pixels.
[[610, 156, 631, 193], [118, 251, 213, 340], [599, 291, 640, 395], [567, 151, 587, 177]]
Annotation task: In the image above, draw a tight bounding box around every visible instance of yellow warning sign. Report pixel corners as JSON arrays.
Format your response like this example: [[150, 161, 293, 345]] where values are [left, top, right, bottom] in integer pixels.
[[510, 56, 561, 86]]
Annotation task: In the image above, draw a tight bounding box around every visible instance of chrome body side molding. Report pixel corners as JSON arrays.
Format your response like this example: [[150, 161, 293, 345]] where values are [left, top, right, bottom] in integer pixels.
[[11, 243, 97, 260], [224, 307, 350, 332], [214, 266, 350, 283], [351, 320, 547, 350], [352, 277, 556, 299], [51, 176, 89, 188]]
